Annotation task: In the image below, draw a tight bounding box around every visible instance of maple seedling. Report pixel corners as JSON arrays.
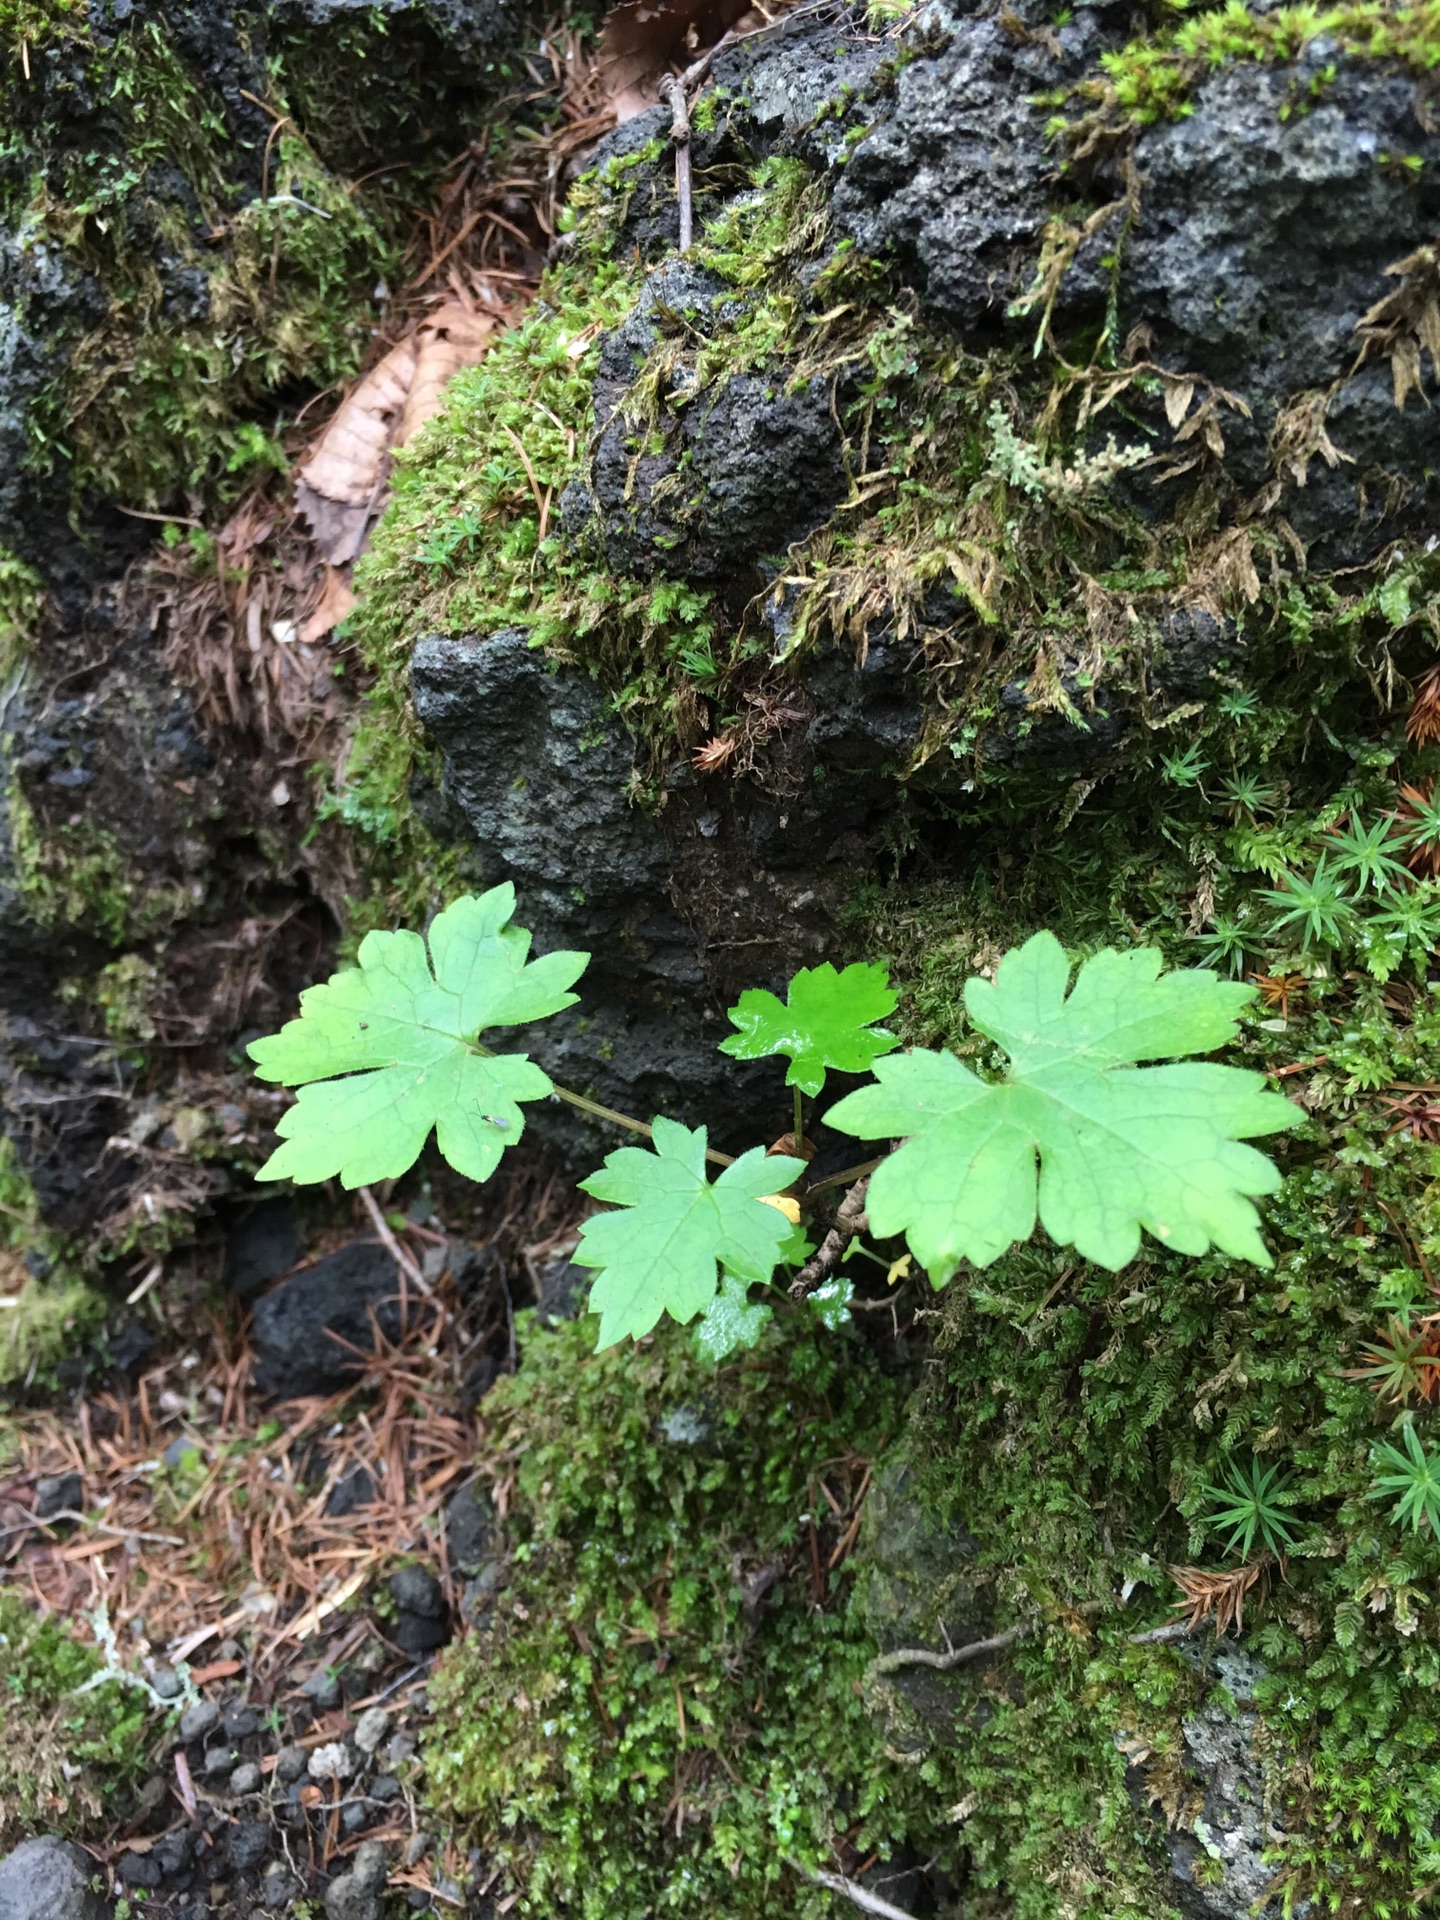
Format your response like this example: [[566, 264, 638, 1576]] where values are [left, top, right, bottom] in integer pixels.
[[719, 960, 898, 1147], [572, 1119, 807, 1349], [248, 884, 588, 1187], [826, 932, 1301, 1279]]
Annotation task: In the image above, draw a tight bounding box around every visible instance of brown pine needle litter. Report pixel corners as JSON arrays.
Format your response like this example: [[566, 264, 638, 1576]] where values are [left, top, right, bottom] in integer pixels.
[[0, 1179, 579, 1704]]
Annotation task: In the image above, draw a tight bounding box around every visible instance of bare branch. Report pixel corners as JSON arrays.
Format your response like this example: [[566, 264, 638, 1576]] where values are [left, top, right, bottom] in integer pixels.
[[791, 1864, 919, 1920], [790, 1174, 869, 1300], [658, 76, 693, 252]]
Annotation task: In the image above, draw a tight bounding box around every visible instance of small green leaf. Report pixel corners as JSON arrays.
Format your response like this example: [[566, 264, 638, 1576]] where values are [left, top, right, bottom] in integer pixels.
[[1370, 1422, 1440, 1534], [693, 1274, 773, 1363], [826, 933, 1300, 1281], [807, 1276, 854, 1330], [574, 1119, 806, 1349], [718, 961, 898, 1096], [248, 886, 587, 1188]]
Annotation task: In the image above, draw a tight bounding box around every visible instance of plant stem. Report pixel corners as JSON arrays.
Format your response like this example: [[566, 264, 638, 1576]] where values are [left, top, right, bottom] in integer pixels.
[[804, 1155, 883, 1198], [790, 1174, 871, 1300], [793, 1085, 804, 1150], [546, 1083, 736, 1168]]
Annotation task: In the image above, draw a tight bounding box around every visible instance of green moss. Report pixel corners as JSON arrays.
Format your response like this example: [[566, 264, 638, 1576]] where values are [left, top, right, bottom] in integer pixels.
[[1071, 0, 1440, 130], [0, 1590, 151, 1845], [424, 1309, 957, 1918], [0, 1137, 104, 1392], [0, 546, 42, 679]]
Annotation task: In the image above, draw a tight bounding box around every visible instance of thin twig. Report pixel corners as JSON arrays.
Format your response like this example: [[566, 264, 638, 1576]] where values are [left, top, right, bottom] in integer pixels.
[[791, 1863, 918, 1920], [0, 1509, 185, 1545], [804, 1156, 883, 1199], [546, 1083, 735, 1168], [870, 1622, 1029, 1676], [871, 1610, 1200, 1678], [658, 76, 692, 252], [357, 1188, 431, 1296], [790, 1175, 869, 1300]]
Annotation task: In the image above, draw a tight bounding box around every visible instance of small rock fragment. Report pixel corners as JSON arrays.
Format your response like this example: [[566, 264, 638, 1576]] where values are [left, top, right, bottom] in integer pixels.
[[34, 1472, 83, 1521], [387, 1564, 450, 1655], [403, 1830, 430, 1867], [229, 1761, 262, 1795], [301, 1666, 342, 1711], [370, 1774, 402, 1803], [275, 1743, 309, 1782], [222, 1700, 260, 1738], [0, 1834, 109, 1919], [384, 1731, 415, 1767], [322, 1836, 390, 1920], [308, 1740, 356, 1781], [203, 1744, 237, 1776], [163, 1435, 201, 1469], [150, 1664, 183, 1699], [179, 1698, 220, 1742], [228, 1820, 270, 1874], [340, 1802, 370, 1836], [352, 1705, 389, 1753]]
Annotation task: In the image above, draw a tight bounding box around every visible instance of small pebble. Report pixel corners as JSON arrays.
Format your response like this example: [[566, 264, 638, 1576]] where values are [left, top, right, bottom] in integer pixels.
[[151, 1664, 183, 1700], [163, 1435, 200, 1469], [179, 1699, 220, 1743], [301, 1667, 342, 1711], [219, 1637, 242, 1660], [370, 1774, 402, 1804], [229, 1818, 271, 1873], [340, 1801, 370, 1836], [229, 1761, 262, 1795], [223, 1700, 260, 1738], [403, 1831, 431, 1867], [353, 1705, 390, 1754], [203, 1744, 237, 1777], [275, 1743, 309, 1782], [384, 1732, 415, 1767], [308, 1740, 356, 1781]]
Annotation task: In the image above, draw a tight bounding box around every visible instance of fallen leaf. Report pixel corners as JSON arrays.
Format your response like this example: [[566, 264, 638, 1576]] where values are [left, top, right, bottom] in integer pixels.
[[301, 565, 359, 645], [600, 0, 755, 120], [189, 1657, 244, 1684], [299, 337, 417, 509], [397, 304, 499, 447]]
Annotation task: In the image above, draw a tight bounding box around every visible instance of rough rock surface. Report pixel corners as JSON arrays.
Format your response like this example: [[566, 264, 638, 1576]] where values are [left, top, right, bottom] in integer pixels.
[[249, 1241, 424, 1398], [0, 1835, 109, 1920]]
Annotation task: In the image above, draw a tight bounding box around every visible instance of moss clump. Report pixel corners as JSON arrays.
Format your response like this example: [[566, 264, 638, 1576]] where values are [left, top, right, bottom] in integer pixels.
[[1065, 0, 1440, 130], [424, 1309, 956, 1919], [0, 1591, 151, 1845], [0, 1138, 104, 1393]]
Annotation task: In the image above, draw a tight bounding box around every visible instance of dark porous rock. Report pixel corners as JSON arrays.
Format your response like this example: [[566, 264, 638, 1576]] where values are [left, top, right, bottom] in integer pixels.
[[443, 1480, 494, 1575], [410, 627, 771, 1152], [301, 1666, 343, 1712], [582, 258, 846, 589], [323, 1836, 390, 1920], [222, 1196, 302, 1304], [250, 1242, 424, 1399], [859, 1461, 993, 1757], [221, 1700, 259, 1739], [833, 1, 1113, 328], [1127, 1644, 1284, 1920], [388, 1563, 450, 1655], [0, 1835, 109, 1920], [1115, 55, 1440, 566], [178, 1698, 220, 1744], [534, 1256, 589, 1326], [119, 1846, 164, 1889], [410, 629, 924, 1157], [227, 1820, 270, 1875], [34, 1470, 83, 1520], [326, 1462, 378, 1518]]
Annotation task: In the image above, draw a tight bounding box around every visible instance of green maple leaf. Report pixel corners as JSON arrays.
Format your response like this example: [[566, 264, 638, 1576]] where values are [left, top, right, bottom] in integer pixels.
[[574, 1118, 806, 1348], [718, 961, 899, 1095], [826, 932, 1299, 1281], [693, 1273, 774, 1363], [248, 885, 587, 1188]]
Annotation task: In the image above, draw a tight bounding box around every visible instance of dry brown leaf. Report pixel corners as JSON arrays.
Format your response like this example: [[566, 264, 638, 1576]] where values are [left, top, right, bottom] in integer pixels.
[[599, 0, 754, 119], [298, 337, 418, 508], [397, 304, 499, 448], [300, 565, 359, 645]]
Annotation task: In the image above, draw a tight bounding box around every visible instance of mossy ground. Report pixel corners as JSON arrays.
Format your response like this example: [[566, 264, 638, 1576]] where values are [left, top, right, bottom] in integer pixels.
[[425, 1307, 963, 1919], [0, 1137, 104, 1396], [0, 1588, 151, 1846]]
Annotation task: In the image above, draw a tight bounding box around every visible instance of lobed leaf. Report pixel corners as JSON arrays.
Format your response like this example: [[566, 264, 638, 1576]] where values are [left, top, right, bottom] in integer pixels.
[[718, 961, 898, 1096], [827, 931, 1300, 1281], [247, 885, 587, 1188], [574, 1118, 806, 1349]]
